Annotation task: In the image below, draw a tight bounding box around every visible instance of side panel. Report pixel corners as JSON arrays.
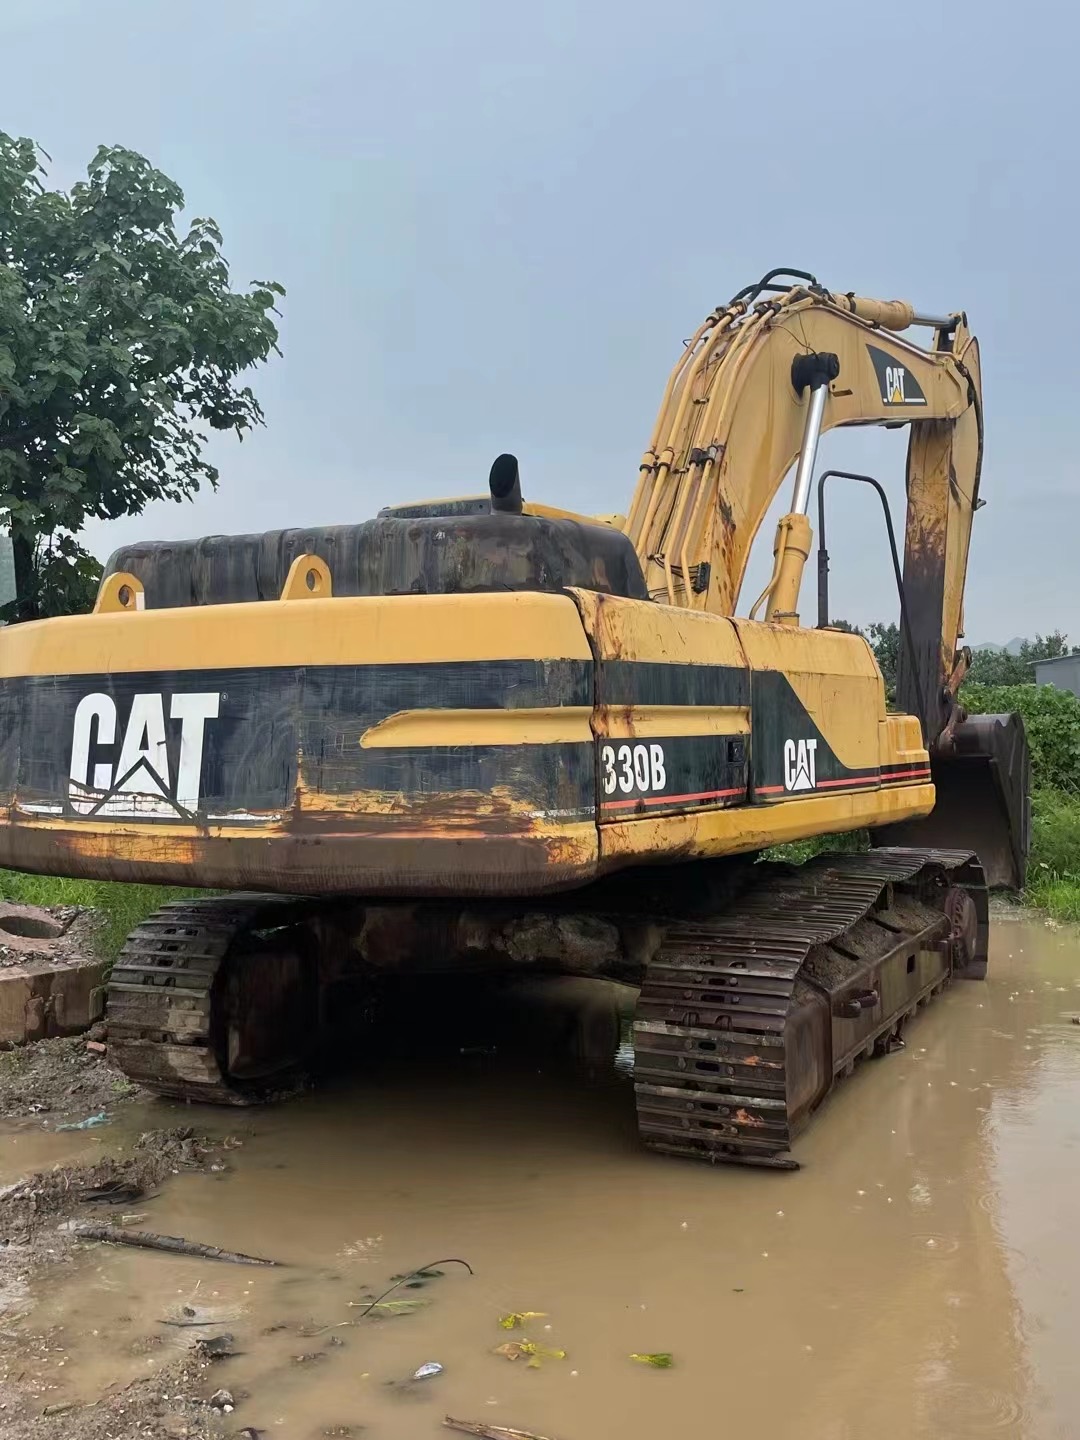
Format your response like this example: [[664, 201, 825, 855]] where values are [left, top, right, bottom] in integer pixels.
[[568, 590, 751, 821], [0, 593, 601, 897], [731, 621, 929, 800], [577, 601, 934, 870]]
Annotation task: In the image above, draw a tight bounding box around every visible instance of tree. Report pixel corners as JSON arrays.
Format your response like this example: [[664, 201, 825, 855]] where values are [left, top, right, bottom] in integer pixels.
[[867, 621, 899, 697], [967, 632, 1078, 686], [0, 134, 284, 619]]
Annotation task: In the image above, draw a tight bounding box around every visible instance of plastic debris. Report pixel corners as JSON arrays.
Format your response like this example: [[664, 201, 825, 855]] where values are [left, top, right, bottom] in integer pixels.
[[413, 1362, 444, 1380], [498, 1311, 547, 1330], [56, 1111, 109, 1131], [630, 1352, 674, 1368]]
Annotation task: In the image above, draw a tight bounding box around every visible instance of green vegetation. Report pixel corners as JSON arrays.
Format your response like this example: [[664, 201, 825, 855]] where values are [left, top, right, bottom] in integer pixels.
[[0, 870, 202, 960], [763, 828, 868, 866], [769, 656, 1080, 921], [0, 132, 284, 619], [963, 681, 1080, 920], [962, 682, 1080, 793], [967, 633, 1078, 687]]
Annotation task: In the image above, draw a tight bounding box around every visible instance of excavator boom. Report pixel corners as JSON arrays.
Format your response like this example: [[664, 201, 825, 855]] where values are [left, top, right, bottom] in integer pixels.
[[626, 270, 1025, 884]]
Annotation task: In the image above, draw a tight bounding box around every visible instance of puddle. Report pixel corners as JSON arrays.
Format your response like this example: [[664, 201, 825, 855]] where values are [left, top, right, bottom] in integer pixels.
[[5, 918, 1080, 1438]]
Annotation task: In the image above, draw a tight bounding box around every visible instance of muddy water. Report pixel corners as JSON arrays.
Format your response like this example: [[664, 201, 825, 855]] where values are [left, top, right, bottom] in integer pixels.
[[8, 913, 1080, 1439]]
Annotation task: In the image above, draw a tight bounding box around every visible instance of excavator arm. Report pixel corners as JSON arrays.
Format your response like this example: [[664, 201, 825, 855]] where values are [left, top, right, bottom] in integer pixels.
[[626, 271, 1027, 884]]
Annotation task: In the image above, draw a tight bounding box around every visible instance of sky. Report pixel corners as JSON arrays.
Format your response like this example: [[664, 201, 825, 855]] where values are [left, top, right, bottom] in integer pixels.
[[5, 0, 1077, 644]]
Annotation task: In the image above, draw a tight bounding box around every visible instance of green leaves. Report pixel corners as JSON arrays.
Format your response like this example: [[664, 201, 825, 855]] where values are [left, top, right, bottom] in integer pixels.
[[963, 682, 1080, 795], [493, 1340, 567, 1367], [0, 129, 284, 619], [498, 1311, 547, 1330], [629, 1352, 674, 1368]]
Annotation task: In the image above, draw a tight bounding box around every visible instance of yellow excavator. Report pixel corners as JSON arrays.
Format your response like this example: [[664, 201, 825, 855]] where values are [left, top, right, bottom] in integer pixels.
[[0, 269, 1029, 1167]]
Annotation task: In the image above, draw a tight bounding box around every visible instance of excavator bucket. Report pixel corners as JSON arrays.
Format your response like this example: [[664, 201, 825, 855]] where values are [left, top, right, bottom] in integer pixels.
[[873, 713, 1031, 890]]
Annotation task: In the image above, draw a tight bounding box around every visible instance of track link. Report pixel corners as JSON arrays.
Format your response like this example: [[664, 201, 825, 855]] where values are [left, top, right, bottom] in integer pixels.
[[107, 894, 313, 1104], [633, 848, 987, 1168]]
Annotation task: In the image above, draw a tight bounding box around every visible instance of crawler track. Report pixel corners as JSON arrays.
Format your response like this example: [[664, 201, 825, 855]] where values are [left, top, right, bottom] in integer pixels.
[[108, 850, 988, 1169], [107, 894, 316, 1104], [633, 846, 990, 1163], [633, 848, 987, 1167]]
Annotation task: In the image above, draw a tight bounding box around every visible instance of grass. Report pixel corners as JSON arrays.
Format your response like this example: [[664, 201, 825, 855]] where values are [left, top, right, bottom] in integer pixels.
[[763, 793, 1080, 925], [0, 870, 204, 961], [1022, 789, 1080, 922], [762, 828, 869, 865]]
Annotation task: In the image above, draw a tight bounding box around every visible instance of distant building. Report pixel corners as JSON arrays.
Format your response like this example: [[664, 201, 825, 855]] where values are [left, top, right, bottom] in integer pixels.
[[1033, 653, 1080, 695]]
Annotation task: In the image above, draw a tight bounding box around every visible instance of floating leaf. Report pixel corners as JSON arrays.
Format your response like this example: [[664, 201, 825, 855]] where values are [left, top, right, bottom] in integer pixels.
[[350, 1298, 429, 1317], [498, 1311, 548, 1330], [630, 1352, 674, 1368], [494, 1340, 566, 1366]]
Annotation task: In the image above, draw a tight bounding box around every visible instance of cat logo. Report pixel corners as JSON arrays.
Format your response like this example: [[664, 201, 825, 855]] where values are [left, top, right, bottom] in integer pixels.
[[867, 343, 927, 406], [783, 737, 818, 793], [68, 691, 221, 818]]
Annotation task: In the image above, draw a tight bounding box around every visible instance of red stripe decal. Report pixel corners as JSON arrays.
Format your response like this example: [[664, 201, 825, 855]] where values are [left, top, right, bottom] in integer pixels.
[[756, 767, 930, 798], [605, 770, 931, 810], [601, 785, 744, 811]]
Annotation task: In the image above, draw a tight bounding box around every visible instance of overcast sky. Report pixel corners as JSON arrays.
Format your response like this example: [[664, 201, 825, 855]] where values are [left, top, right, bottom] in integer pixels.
[[6, 0, 1076, 644]]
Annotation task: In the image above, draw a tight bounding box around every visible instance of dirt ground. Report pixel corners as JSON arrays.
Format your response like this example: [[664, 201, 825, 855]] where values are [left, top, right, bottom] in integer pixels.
[[0, 907, 101, 973], [0, 1034, 138, 1121], [0, 1034, 236, 1440]]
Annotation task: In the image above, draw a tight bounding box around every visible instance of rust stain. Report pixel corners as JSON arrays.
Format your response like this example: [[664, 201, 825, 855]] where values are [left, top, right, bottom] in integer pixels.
[[0, 822, 599, 899]]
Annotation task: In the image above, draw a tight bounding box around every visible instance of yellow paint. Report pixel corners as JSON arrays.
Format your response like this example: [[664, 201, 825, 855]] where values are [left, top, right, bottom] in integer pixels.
[[594, 705, 750, 740], [763, 510, 812, 625], [94, 571, 145, 614], [0, 590, 593, 678], [569, 588, 747, 668], [359, 707, 593, 748], [600, 784, 936, 865], [879, 715, 929, 771], [279, 554, 333, 600], [732, 619, 884, 773]]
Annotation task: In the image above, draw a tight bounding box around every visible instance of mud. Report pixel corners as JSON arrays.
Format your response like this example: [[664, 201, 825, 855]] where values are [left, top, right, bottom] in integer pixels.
[[0, 1034, 139, 1121], [0, 1127, 230, 1440], [1, 914, 1079, 1439]]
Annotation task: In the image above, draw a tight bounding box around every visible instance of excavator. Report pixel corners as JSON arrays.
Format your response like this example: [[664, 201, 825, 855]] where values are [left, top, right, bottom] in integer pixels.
[[0, 269, 1030, 1167]]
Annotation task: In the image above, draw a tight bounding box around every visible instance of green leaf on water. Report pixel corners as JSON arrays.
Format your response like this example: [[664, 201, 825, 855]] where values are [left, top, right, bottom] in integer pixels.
[[630, 1352, 674, 1368], [498, 1311, 548, 1330], [494, 1340, 566, 1365]]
